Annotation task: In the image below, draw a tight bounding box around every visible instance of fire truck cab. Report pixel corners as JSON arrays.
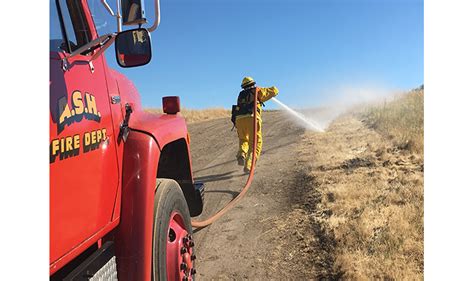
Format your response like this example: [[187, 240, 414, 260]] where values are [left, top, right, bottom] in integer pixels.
[[50, 0, 203, 280]]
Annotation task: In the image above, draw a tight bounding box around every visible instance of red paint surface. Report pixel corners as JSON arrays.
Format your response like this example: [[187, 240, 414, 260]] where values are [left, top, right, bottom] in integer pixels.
[[49, 52, 120, 270], [115, 131, 159, 281], [130, 110, 189, 148]]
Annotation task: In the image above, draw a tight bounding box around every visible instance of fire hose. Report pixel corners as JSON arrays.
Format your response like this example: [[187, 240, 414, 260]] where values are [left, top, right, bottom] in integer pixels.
[[191, 88, 260, 228]]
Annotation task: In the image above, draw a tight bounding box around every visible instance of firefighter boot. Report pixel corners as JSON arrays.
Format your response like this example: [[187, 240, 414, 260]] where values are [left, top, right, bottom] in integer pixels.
[[243, 161, 256, 174], [236, 154, 245, 166], [243, 154, 256, 174]]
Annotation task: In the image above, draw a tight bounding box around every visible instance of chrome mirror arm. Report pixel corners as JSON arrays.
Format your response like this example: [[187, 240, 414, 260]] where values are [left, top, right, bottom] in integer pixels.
[[61, 34, 116, 71], [110, 0, 159, 33], [116, 0, 122, 32], [90, 34, 116, 61], [101, 0, 115, 16], [147, 0, 161, 32], [67, 34, 115, 59]]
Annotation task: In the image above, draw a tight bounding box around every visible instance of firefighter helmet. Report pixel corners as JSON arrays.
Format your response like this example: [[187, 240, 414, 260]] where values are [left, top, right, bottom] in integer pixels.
[[241, 76, 256, 88]]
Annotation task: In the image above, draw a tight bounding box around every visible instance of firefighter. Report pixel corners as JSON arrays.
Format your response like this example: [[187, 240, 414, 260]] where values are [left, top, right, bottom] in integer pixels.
[[234, 77, 279, 173]]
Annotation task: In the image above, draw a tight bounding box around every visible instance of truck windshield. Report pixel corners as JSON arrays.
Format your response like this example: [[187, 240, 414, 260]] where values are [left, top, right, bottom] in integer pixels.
[[50, 0, 64, 52], [50, 0, 92, 54], [87, 0, 116, 37]]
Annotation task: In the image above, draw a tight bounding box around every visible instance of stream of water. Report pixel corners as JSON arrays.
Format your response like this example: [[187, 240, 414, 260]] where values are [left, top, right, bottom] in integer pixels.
[[272, 97, 325, 132]]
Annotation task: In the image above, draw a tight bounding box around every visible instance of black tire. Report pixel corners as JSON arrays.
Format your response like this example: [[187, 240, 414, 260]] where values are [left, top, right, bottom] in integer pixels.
[[152, 179, 193, 281]]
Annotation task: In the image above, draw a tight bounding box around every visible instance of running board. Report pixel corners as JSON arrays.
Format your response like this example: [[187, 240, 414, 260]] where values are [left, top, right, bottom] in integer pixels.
[[63, 242, 117, 281]]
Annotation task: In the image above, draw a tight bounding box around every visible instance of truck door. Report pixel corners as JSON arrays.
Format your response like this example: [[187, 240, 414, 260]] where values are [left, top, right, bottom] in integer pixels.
[[50, 0, 119, 264]]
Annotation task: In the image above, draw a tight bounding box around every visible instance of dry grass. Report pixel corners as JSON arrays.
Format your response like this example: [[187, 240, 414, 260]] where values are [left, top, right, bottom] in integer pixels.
[[145, 107, 230, 124], [296, 94, 424, 279], [362, 89, 424, 154]]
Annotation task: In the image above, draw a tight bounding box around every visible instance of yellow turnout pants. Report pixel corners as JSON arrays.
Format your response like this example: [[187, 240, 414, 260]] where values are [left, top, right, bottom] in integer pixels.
[[236, 116, 262, 170]]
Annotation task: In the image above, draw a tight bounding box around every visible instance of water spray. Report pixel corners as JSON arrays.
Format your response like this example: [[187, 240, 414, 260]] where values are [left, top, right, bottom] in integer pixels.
[[272, 97, 325, 132]]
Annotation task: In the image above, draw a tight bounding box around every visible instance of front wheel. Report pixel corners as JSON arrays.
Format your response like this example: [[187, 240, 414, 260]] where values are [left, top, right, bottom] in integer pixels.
[[153, 179, 196, 281]]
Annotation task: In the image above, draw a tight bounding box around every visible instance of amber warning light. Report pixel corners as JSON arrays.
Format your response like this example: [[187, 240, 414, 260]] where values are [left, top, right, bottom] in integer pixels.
[[163, 96, 181, 114]]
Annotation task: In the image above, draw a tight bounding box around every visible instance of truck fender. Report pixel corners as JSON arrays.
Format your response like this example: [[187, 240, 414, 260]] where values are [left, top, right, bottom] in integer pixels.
[[115, 129, 159, 281], [130, 110, 203, 216]]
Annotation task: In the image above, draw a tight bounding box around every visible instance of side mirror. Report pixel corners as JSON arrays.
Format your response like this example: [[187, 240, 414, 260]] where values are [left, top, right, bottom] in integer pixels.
[[121, 0, 147, 26], [115, 28, 152, 68]]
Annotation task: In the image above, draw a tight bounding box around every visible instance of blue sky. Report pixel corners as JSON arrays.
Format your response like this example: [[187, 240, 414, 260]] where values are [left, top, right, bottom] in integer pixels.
[[102, 0, 424, 109]]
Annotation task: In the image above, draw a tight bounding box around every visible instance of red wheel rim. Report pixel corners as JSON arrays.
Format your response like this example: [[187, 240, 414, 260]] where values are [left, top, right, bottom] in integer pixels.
[[166, 211, 195, 281]]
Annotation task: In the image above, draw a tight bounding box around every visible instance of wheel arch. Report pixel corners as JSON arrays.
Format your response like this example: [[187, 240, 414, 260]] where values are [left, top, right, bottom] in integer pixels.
[[157, 138, 203, 216]]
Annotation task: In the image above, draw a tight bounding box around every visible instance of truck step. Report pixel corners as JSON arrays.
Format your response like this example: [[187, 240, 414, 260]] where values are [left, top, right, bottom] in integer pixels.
[[64, 241, 117, 281]]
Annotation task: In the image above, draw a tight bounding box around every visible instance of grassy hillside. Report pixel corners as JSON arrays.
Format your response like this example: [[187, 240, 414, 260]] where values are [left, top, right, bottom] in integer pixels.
[[145, 108, 230, 124], [294, 88, 424, 279], [362, 88, 424, 154]]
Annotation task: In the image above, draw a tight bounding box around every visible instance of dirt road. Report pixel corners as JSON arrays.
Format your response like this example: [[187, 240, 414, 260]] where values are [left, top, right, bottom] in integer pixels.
[[188, 111, 322, 279], [189, 112, 344, 280]]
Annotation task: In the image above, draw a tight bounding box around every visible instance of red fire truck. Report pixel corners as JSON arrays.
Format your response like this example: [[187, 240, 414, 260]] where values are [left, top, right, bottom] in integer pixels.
[[50, 0, 203, 280]]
